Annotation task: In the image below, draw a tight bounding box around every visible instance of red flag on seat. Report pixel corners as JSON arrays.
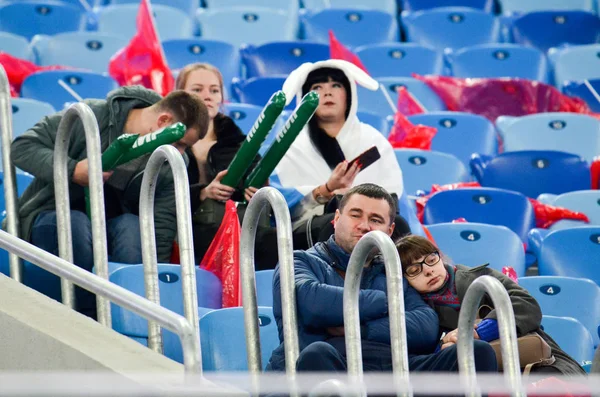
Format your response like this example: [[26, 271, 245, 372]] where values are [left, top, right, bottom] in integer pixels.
[[108, 0, 174, 96], [328, 30, 368, 74], [0, 52, 69, 97]]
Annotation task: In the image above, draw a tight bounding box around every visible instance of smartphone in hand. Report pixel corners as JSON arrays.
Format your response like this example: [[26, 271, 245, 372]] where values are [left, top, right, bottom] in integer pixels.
[[347, 146, 381, 173]]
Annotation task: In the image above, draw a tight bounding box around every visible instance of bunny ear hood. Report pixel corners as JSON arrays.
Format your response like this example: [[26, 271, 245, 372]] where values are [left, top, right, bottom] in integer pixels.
[[281, 59, 379, 107]]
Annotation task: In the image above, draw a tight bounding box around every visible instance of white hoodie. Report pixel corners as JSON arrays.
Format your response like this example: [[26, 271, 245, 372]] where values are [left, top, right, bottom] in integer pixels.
[[270, 59, 404, 221]]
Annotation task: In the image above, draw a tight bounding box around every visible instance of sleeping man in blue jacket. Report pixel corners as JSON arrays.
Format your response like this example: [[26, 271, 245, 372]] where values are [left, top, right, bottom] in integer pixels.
[[267, 183, 498, 374]]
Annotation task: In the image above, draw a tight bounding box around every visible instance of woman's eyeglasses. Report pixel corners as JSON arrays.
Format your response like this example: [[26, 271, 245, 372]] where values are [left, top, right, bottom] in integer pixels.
[[404, 251, 441, 278]]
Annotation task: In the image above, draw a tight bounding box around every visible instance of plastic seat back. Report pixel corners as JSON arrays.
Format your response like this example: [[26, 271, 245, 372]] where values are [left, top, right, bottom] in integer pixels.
[[401, 7, 500, 51], [20, 70, 119, 111], [448, 44, 548, 82], [31, 32, 129, 74], [427, 222, 526, 276], [241, 41, 329, 79], [256, 269, 274, 308], [549, 190, 600, 230], [394, 149, 470, 195], [355, 43, 444, 78], [499, 113, 600, 163], [301, 8, 398, 48], [204, 0, 298, 14], [550, 45, 600, 89], [510, 11, 600, 53], [401, 0, 494, 12], [471, 151, 591, 198], [0, 1, 86, 41], [408, 111, 497, 167], [423, 187, 535, 242], [0, 31, 33, 60], [357, 77, 446, 117], [357, 111, 390, 136], [303, 0, 397, 16], [10, 98, 55, 138], [542, 315, 595, 364], [520, 276, 600, 346], [110, 0, 198, 14], [498, 0, 595, 15], [233, 76, 295, 110], [200, 306, 279, 371]]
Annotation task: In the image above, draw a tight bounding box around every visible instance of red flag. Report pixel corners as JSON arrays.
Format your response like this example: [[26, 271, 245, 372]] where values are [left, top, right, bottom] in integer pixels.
[[0, 52, 69, 97], [387, 87, 434, 149], [591, 157, 600, 189], [328, 30, 368, 74], [108, 0, 174, 96]]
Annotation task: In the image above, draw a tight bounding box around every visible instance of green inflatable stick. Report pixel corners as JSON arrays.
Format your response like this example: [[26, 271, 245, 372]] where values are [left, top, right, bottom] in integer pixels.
[[113, 122, 186, 167], [220, 91, 287, 188], [101, 134, 138, 171], [245, 91, 319, 189]]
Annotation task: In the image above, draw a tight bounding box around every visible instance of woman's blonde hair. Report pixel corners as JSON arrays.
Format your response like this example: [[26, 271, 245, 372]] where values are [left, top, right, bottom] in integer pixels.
[[175, 62, 225, 100]]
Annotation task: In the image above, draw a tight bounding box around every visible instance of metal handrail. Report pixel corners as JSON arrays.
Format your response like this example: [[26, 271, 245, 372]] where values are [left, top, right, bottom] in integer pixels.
[[457, 275, 523, 397], [308, 379, 352, 397], [239, 187, 299, 375], [343, 230, 410, 397], [0, 228, 201, 373], [53, 102, 111, 326], [0, 65, 22, 282], [139, 145, 200, 360]]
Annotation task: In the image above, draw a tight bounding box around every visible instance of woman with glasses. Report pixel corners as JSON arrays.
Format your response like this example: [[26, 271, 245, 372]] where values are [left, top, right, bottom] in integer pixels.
[[395, 235, 586, 375]]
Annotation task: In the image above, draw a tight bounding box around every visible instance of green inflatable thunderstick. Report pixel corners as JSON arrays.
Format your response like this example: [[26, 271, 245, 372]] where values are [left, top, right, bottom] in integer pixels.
[[220, 91, 287, 188], [245, 91, 319, 189]]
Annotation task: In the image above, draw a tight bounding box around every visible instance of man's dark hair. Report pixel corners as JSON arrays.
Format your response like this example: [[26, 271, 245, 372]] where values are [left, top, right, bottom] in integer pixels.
[[338, 183, 397, 224], [155, 90, 209, 139]]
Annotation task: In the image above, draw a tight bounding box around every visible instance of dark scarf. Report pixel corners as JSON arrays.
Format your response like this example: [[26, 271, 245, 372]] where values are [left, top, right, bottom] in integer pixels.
[[422, 264, 460, 310], [308, 122, 346, 170]]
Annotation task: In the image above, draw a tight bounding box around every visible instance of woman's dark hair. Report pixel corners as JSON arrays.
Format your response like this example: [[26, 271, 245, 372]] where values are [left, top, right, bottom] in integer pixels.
[[301, 67, 352, 169]]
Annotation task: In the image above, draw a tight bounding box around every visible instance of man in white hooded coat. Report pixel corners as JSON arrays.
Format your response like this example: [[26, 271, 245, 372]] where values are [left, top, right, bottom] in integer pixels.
[[270, 59, 414, 248]]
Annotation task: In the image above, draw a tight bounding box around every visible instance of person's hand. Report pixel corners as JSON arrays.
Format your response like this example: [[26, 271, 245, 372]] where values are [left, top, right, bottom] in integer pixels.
[[326, 326, 345, 337], [440, 341, 455, 350], [441, 327, 479, 345], [244, 186, 258, 202], [72, 159, 113, 187], [327, 160, 361, 192], [200, 170, 235, 202]]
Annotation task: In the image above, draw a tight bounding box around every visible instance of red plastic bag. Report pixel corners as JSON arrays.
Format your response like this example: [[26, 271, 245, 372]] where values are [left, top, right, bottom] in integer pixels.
[[502, 266, 518, 283], [591, 157, 600, 190], [415, 182, 481, 222], [199, 200, 241, 308], [530, 199, 589, 229], [527, 376, 590, 397], [108, 0, 174, 96], [388, 88, 437, 149], [0, 52, 69, 96]]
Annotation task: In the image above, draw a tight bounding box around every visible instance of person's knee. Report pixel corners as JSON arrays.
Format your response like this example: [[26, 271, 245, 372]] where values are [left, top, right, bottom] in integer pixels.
[[296, 342, 343, 372], [473, 340, 498, 372], [108, 214, 142, 264]]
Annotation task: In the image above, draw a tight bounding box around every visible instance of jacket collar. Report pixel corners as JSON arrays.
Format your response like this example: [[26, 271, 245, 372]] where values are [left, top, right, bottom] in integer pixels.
[[319, 236, 386, 277]]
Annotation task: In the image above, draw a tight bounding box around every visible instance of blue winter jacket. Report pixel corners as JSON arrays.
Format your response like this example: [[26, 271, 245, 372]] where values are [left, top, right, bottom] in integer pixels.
[[267, 236, 439, 371]]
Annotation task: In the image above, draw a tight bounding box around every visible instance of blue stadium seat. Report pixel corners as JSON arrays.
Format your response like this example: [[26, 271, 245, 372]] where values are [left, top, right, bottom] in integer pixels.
[[401, 0, 494, 12], [200, 306, 279, 371], [355, 43, 444, 78], [519, 276, 600, 346], [233, 76, 296, 110], [0, 1, 86, 41], [31, 32, 129, 74], [10, 98, 55, 138], [563, 79, 600, 112], [498, 0, 595, 14], [550, 45, 600, 89], [0, 31, 33, 60], [162, 39, 240, 98], [302, 0, 397, 16], [357, 77, 446, 117], [538, 190, 600, 231], [197, 7, 297, 48], [408, 111, 498, 167], [96, 4, 195, 41], [301, 8, 398, 48], [537, 227, 600, 287], [426, 222, 526, 277], [20, 70, 118, 111], [109, 0, 199, 15], [357, 111, 390, 136], [255, 269, 274, 307], [394, 149, 470, 195], [496, 113, 600, 163], [423, 187, 535, 242], [446, 44, 548, 82], [471, 151, 591, 199], [223, 103, 263, 134], [401, 7, 500, 51], [542, 315, 595, 364], [509, 11, 600, 53], [203, 0, 298, 14], [111, 264, 222, 363], [240, 41, 329, 79]]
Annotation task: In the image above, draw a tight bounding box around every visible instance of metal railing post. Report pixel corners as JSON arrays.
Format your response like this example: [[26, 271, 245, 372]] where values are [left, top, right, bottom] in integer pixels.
[[0, 65, 22, 282], [457, 275, 523, 397], [239, 187, 298, 377], [53, 102, 111, 326], [0, 229, 201, 373], [139, 145, 199, 361], [343, 230, 410, 397]]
